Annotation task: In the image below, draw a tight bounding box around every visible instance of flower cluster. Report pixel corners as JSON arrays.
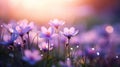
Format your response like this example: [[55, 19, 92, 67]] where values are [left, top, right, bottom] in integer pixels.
[[0, 19, 120, 67]]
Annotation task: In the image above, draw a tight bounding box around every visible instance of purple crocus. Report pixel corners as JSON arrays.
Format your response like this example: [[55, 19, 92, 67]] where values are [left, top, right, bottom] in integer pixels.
[[61, 27, 79, 39], [3, 22, 17, 34], [60, 27, 79, 58], [16, 19, 34, 36], [0, 33, 19, 46], [40, 26, 54, 40], [0, 22, 19, 46], [49, 19, 65, 29], [23, 49, 42, 65]]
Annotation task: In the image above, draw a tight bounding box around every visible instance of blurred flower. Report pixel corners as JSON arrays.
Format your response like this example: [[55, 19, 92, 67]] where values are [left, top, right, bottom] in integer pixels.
[[0, 33, 18, 46], [61, 27, 79, 39], [23, 49, 42, 65], [3, 22, 17, 34], [49, 19, 65, 29], [16, 19, 34, 36], [59, 58, 72, 67], [38, 42, 54, 52], [40, 26, 54, 40], [79, 30, 98, 43]]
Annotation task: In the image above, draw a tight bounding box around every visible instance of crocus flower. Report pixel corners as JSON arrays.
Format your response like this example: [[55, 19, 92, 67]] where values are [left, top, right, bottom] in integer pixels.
[[23, 49, 42, 65], [61, 27, 79, 39], [3, 22, 17, 34], [16, 19, 34, 36], [0, 33, 19, 46], [40, 26, 54, 40], [38, 42, 54, 52], [79, 30, 98, 43], [49, 19, 65, 29]]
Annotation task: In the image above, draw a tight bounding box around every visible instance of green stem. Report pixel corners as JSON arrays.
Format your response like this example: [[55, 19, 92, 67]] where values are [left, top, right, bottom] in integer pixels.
[[46, 39, 50, 67], [66, 38, 71, 58], [27, 32, 30, 49], [57, 29, 60, 58], [68, 38, 71, 58], [20, 35, 25, 56]]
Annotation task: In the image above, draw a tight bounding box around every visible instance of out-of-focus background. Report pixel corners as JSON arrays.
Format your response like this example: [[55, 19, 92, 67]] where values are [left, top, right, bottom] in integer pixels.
[[0, 0, 120, 25]]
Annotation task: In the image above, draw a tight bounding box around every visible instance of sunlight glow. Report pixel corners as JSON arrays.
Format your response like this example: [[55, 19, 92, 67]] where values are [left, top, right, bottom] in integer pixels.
[[8, 0, 86, 24]]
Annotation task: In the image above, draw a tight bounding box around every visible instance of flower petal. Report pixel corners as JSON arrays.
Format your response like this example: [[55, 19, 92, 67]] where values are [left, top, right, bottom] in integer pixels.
[[64, 27, 69, 34], [70, 27, 75, 34], [41, 26, 47, 33], [73, 30, 79, 36], [48, 27, 53, 34], [24, 50, 32, 58]]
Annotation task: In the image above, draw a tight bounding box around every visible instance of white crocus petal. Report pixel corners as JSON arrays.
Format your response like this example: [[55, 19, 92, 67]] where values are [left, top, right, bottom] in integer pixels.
[[64, 27, 69, 35], [49, 19, 65, 28], [16, 26, 22, 33], [70, 27, 75, 34], [51, 19, 58, 23], [48, 27, 53, 34], [62, 27, 79, 38], [19, 19, 28, 29], [40, 27, 55, 39], [73, 30, 79, 36], [41, 26, 48, 33]]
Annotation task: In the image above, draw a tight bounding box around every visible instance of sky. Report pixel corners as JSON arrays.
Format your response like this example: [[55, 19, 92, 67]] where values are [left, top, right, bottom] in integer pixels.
[[0, 0, 120, 24]]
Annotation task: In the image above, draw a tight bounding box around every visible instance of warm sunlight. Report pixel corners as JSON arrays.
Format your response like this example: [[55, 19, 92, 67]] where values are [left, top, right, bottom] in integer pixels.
[[8, 0, 87, 23]]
